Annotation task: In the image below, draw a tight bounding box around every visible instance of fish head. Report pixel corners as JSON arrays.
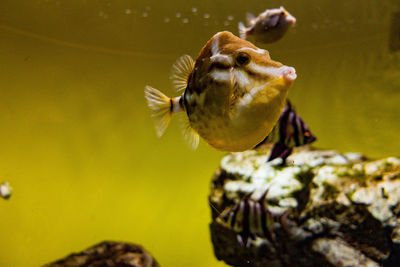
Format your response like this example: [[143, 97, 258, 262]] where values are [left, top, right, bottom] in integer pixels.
[[194, 31, 296, 98], [278, 6, 296, 28], [303, 125, 317, 144]]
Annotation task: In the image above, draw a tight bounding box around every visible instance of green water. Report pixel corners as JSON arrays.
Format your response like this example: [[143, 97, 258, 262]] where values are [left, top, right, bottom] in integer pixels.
[[0, 1, 399, 266]]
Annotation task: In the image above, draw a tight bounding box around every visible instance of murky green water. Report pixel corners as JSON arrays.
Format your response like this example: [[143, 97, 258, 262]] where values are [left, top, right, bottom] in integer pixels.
[[0, 1, 399, 266]]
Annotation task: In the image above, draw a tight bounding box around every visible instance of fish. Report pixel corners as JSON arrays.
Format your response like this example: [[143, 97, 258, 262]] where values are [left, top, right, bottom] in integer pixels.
[[255, 100, 317, 162], [238, 6, 296, 44], [216, 189, 288, 247], [145, 31, 297, 152]]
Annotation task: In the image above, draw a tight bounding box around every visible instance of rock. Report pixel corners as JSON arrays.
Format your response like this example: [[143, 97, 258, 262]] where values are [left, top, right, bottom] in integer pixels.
[[44, 241, 159, 267], [209, 147, 400, 266]]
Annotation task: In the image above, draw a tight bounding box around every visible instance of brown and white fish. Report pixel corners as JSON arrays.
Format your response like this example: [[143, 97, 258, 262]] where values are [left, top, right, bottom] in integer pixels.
[[145, 31, 297, 152], [239, 6, 296, 43]]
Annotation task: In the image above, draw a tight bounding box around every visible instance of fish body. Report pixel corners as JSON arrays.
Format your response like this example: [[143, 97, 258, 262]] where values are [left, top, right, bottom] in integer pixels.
[[216, 190, 287, 247], [256, 100, 317, 162], [145, 31, 296, 152], [239, 6, 296, 43]]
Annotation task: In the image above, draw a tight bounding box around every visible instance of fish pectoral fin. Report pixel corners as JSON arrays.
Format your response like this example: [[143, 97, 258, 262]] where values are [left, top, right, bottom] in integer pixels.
[[230, 83, 265, 118], [246, 12, 256, 25], [170, 54, 194, 92], [179, 114, 200, 150], [266, 14, 280, 29], [227, 71, 249, 111]]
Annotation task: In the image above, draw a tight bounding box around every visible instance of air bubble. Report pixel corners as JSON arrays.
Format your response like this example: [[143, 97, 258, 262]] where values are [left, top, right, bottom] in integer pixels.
[[224, 21, 230, 26], [142, 12, 148, 18], [125, 9, 132, 14], [98, 11, 109, 19], [176, 12, 181, 18], [311, 23, 318, 30], [227, 15, 234, 21], [192, 7, 198, 13], [182, 18, 189, 24], [203, 13, 210, 19], [164, 17, 170, 23]]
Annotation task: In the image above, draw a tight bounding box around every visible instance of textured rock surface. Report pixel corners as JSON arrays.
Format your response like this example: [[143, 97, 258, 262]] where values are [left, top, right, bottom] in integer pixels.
[[209, 148, 400, 267], [44, 241, 159, 267]]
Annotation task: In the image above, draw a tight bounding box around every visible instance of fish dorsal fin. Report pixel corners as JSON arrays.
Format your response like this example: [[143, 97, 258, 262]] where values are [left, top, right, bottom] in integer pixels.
[[179, 114, 199, 150], [246, 12, 256, 25], [238, 22, 247, 39], [258, 188, 269, 205], [170, 55, 194, 92]]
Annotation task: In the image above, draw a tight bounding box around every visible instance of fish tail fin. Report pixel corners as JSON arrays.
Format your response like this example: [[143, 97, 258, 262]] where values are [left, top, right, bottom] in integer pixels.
[[238, 22, 247, 39], [246, 12, 256, 25], [144, 85, 179, 137]]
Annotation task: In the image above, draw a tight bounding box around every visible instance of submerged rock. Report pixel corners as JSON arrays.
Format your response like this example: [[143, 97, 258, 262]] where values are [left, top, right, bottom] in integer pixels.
[[44, 241, 159, 267], [209, 147, 400, 266]]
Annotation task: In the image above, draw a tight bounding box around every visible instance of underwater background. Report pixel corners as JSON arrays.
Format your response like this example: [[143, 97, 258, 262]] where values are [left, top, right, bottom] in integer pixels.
[[0, 0, 399, 266]]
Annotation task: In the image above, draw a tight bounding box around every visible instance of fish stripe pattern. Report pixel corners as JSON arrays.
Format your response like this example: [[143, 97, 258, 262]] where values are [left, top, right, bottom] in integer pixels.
[[216, 189, 286, 247]]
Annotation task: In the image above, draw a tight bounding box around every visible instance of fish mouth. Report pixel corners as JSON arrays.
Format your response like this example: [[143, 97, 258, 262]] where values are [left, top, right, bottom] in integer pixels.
[[282, 66, 297, 84], [288, 16, 296, 25]]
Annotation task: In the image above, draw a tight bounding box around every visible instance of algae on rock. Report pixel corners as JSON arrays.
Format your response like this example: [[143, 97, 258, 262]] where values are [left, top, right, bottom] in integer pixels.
[[209, 148, 400, 267]]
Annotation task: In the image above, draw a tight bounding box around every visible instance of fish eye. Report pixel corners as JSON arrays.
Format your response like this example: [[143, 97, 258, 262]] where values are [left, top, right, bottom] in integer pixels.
[[236, 52, 250, 66], [280, 11, 285, 15]]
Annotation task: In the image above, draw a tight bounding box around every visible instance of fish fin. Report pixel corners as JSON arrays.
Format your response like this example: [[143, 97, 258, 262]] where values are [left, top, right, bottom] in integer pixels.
[[258, 188, 269, 204], [144, 85, 173, 137], [246, 12, 256, 25], [170, 55, 194, 92], [237, 234, 251, 248], [254, 134, 269, 149], [254, 123, 279, 149], [266, 14, 280, 28], [179, 115, 199, 150], [238, 22, 247, 39], [268, 143, 293, 162]]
